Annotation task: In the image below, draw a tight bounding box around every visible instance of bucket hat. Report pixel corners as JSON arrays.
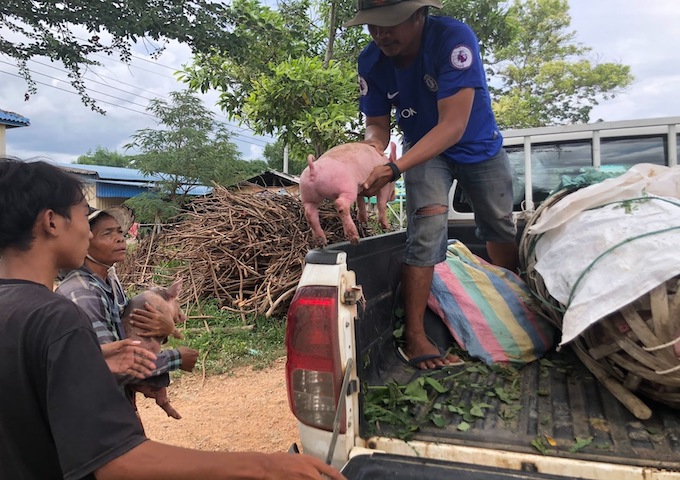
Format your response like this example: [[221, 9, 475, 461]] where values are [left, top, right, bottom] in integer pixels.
[[343, 0, 442, 28]]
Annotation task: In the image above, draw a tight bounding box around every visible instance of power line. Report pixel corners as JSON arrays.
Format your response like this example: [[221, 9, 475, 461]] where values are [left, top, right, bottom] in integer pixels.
[[70, 38, 266, 137], [20, 59, 271, 146], [0, 69, 154, 117], [0, 68, 270, 148]]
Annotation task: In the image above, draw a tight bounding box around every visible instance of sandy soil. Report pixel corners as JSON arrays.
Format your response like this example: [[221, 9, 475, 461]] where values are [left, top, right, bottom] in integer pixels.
[[137, 357, 300, 453]]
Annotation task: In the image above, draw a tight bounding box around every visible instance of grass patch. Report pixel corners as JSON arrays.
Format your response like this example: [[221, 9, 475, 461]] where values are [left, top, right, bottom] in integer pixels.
[[166, 299, 287, 376]]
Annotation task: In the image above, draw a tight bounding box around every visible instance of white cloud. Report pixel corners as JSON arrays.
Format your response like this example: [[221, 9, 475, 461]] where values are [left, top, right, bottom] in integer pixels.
[[568, 0, 680, 121], [247, 144, 265, 160]]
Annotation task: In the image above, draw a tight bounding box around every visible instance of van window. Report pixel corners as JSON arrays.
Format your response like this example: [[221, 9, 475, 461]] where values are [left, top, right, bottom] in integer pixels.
[[600, 136, 666, 167], [507, 141, 591, 208], [449, 118, 679, 218]]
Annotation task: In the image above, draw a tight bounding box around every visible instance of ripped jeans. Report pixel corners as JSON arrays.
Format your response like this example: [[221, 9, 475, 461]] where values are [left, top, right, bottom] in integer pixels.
[[403, 148, 516, 267]]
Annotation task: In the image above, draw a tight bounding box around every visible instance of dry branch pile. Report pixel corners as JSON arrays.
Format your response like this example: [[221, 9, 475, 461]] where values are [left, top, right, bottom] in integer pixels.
[[117, 185, 387, 320]]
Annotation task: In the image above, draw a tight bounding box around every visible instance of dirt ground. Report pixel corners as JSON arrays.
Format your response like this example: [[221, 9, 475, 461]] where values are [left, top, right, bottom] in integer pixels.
[[137, 356, 300, 453]]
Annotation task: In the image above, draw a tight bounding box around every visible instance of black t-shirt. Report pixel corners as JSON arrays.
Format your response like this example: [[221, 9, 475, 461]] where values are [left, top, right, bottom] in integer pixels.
[[0, 279, 146, 480]]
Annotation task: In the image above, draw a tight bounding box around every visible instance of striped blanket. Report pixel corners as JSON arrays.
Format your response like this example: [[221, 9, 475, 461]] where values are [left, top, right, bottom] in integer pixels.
[[428, 241, 556, 366]]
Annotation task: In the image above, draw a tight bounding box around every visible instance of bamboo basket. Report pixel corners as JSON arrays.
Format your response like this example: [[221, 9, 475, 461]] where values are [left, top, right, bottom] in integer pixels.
[[520, 189, 680, 420]]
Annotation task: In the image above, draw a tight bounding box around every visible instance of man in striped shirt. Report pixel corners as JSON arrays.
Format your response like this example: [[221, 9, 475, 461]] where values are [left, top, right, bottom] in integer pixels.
[[57, 207, 197, 409]]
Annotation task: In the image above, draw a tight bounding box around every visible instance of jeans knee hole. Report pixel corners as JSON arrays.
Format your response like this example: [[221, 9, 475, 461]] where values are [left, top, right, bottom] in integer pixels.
[[415, 205, 448, 217]]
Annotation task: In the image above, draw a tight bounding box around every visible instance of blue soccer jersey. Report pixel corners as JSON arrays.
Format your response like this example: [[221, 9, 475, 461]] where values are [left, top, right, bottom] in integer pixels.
[[358, 16, 503, 164]]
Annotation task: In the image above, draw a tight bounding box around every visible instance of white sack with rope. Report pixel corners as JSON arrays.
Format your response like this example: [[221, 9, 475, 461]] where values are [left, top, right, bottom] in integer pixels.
[[529, 164, 680, 346]]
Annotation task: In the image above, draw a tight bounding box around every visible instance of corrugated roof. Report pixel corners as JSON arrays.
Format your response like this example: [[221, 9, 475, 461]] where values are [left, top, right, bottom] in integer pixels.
[[60, 164, 157, 182], [58, 164, 212, 197], [0, 109, 30, 128], [96, 182, 149, 198]]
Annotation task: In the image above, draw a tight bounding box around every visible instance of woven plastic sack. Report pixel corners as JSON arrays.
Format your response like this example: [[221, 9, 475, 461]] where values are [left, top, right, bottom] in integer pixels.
[[428, 241, 557, 366]]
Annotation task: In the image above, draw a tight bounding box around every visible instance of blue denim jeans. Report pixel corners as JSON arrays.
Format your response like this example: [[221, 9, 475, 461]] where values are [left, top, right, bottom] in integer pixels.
[[403, 148, 516, 267]]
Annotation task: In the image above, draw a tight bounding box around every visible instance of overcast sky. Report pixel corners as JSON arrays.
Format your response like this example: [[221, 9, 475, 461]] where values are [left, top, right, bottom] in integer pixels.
[[1, 0, 679, 164]]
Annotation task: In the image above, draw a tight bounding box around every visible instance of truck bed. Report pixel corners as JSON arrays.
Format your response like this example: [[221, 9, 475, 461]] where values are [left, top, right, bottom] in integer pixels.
[[333, 228, 680, 470]]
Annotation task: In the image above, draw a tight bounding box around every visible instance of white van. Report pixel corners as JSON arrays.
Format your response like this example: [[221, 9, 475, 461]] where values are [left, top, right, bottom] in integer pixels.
[[449, 116, 680, 220]]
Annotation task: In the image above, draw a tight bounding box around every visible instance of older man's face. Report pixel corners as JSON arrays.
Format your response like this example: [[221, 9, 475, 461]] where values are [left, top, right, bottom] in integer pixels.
[[88, 215, 127, 266]]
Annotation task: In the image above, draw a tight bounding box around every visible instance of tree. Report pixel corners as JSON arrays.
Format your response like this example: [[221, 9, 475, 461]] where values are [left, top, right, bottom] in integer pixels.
[[438, 0, 514, 59], [125, 90, 262, 206], [180, 0, 515, 157], [263, 138, 308, 175], [489, 0, 633, 128], [124, 191, 179, 226], [76, 146, 132, 168], [2, 0, 235, 112], [180, 0, 360, 158]]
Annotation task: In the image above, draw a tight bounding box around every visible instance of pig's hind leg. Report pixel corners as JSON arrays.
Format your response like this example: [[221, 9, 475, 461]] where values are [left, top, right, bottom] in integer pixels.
[[303, 202, 328, 245], [335, 193, 360, 244], [375, 188, 393, 230], [356, 195, 369, 225], [136, 384, 182, 420]]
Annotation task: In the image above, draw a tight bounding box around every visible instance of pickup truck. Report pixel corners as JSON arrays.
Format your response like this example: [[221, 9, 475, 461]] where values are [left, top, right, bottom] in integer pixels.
[[284, 118, 680, 479]]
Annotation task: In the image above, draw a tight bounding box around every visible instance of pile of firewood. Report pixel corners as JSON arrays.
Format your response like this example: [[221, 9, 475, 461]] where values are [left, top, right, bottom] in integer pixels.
[[117, 185, 387, 320]]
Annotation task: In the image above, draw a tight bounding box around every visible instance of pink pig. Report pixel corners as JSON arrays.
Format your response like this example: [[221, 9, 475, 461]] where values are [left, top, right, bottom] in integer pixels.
[[121, 279, 186, 419], [300, 142, 397, 245]]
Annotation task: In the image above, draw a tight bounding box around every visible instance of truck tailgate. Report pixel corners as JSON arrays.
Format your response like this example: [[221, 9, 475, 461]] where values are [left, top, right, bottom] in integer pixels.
[[342, 453, 577, 479]]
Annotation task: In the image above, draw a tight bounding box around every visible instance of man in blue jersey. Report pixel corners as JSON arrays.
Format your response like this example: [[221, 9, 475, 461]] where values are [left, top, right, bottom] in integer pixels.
[[345, 0, 518, 369]]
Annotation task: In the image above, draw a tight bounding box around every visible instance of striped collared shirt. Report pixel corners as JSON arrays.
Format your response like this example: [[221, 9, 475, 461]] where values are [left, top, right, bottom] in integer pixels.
[[56, 266, 182, 383]]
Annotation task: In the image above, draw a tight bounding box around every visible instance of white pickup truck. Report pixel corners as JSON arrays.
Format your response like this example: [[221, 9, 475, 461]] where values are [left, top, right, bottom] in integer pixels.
[[285, 117, 680, 479]]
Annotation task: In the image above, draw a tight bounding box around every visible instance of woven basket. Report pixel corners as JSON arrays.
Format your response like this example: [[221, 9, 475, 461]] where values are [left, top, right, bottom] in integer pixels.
[[520, 189, 680, 420]]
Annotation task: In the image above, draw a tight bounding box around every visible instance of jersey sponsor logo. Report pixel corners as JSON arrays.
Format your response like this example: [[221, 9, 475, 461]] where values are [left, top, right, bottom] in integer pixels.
[[400, 107, 417, 118], [359, 76, 368, 96], [387, 91, 399, 99], [450, 45, 473, 70], [423, 74, 438, 92]]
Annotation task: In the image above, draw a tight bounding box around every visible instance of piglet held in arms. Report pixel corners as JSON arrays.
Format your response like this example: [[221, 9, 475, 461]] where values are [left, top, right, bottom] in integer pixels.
[[121, 279, 186, 419], [300, 142, 397, 245]]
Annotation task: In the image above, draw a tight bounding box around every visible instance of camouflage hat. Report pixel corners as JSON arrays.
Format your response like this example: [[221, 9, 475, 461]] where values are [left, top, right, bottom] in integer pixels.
[[87, 205, 134, 234], [343, 0, 442, 27]]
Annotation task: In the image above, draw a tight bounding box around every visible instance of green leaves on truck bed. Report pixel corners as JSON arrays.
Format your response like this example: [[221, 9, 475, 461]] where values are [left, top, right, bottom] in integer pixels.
[[364, 363, 521, 441]]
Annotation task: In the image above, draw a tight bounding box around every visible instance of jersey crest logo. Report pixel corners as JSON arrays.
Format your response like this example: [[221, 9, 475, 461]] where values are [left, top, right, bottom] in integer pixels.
[[358, 76, 369, 96], [423, 74, 438, 92], [450, 45, 473, 70]]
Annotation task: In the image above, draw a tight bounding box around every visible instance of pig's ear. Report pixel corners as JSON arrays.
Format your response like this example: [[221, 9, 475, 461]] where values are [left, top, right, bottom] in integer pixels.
[[166, 278, 183, 299]]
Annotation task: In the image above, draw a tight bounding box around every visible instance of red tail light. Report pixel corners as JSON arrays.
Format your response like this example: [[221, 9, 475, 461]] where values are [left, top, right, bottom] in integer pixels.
[[286, 286, 344, 432]]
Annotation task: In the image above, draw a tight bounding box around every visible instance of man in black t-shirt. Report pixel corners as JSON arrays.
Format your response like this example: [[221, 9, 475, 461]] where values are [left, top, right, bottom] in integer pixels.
[[0, 158, 345, 480]]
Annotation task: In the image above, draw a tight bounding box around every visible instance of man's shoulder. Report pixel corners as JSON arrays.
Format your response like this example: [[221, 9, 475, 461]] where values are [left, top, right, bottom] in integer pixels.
[[358, 42, 383, 70], [1, 280, 90, 330], [56, 268, 104, 297]]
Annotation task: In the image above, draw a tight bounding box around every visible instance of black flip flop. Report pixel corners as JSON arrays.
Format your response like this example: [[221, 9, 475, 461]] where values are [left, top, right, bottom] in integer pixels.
[[397, 345, 464, 370]]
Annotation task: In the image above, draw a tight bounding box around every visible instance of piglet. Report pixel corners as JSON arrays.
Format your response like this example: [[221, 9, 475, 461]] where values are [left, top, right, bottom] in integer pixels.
[[300, 142, 397, 245], [121, 279, 186, 419]]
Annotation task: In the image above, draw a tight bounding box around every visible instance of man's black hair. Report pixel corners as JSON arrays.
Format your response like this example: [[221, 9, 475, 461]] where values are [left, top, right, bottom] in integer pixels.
[[0, 158, 85, 252]]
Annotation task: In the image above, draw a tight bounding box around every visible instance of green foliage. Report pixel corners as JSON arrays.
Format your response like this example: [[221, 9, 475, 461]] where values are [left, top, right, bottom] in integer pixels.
[[124, 192, 179, 225], [263, 139, 308, 175], [438, 0, 515, 58], [180, 0, 365, 158], [179, 0, 318, 118], [2, 0, 236, 112], [125, 90, 262, 205], [490, 0, 633, 127], [244, 56, 360, 158], [76, 146, 133, 168], [166, 299, 287, 374]]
